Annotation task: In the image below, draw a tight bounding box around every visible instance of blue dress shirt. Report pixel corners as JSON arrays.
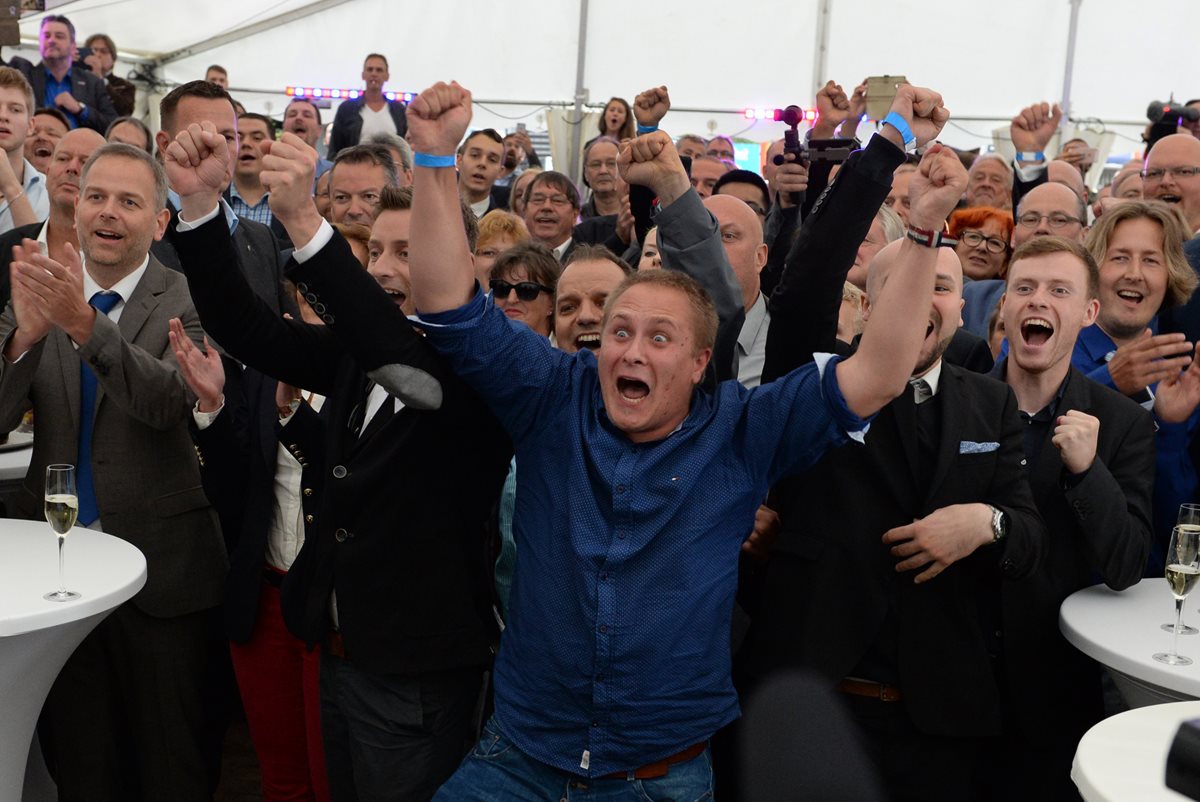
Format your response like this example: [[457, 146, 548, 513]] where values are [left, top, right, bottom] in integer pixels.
[[420, 289, 869, 776], [43, 69, 84, 128]]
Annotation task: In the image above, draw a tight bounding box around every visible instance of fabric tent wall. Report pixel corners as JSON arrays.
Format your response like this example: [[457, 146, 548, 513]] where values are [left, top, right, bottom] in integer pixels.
[[7, 0, 1198, 162]]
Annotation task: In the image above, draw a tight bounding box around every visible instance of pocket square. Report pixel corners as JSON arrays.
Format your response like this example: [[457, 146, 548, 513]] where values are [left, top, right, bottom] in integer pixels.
[[959, 440, 999, 454]]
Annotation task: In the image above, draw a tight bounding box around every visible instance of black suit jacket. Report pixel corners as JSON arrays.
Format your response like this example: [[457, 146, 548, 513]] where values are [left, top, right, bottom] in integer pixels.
[[328, 97, 407, 157], [747, 364, 1045, 737], [172, 216, 512, 675], [17, 61, 118, 132], [0, 221, 44, 310], [998, 365, 1153, 741]]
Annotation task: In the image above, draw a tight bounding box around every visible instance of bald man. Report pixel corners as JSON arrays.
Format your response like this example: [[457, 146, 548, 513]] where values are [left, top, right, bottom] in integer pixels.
[[1147, 133, 1200, 358], [704, 193, 769, 387], [0, 126, 105, 307]]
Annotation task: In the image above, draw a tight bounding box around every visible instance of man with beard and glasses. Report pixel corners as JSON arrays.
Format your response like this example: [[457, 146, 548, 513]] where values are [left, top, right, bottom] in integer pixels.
[[744, 85, 1045, 802], [495, 128, 541, 187]]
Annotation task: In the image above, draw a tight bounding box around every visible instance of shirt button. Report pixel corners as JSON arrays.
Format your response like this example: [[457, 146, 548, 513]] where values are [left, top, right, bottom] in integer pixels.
[[615, 484, 626, 494], [1020, 459, 1027, 466], [332, 465, 348, 479], [334, 528, 348, 542], [305, 514, 314, 524], [599, 624, 608, 633], [600, 572, 608, 581], [617, 532, 626, 539], [591, 720, 599, 727], [303, 487, 314, 497]]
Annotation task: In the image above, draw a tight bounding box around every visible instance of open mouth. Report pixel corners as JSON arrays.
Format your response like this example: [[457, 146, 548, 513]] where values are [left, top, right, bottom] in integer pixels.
[[1159, 194, 1181, 204], [1116, 288, 1144, 305], [924, 320, 935, 338], [617, 377, 650, 402], [94, 229, 122, 241], [1020, 317, 1054, 346], [33, 143, 52, 158], [383, 288, 406, 306], [575, 332, 600, 350]]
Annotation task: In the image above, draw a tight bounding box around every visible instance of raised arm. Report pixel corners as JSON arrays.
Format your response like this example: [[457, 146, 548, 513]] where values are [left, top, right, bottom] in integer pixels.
[[617, 117, 744, 382], [407, 82, 478, 313], [835, 140, 966, 418]]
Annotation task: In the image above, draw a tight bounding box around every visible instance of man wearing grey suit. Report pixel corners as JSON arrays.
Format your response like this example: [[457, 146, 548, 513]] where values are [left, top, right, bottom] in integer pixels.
[[0, 143, 224, 801]]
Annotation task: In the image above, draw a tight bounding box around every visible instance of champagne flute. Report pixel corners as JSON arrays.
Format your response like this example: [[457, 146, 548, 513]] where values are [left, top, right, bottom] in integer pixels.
[[1168, 504, 1200, 632], [43, 464, 80, 602], [1155, 525, 1200, 665]]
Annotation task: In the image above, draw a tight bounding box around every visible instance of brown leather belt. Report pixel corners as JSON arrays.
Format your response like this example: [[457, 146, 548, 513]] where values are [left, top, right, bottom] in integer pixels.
[[604, 741, 707, 779], [839, 677, 903, 702]]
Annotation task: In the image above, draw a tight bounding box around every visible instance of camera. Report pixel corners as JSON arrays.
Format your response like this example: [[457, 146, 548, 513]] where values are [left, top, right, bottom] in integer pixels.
[[1146, 98, 1199, 150]]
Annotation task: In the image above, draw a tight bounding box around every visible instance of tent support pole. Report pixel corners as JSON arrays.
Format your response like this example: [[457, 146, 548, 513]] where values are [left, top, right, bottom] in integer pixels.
[[811, 0, 832, 101], [568, 0, 590, 185], [1060, 0, 1083, 127]]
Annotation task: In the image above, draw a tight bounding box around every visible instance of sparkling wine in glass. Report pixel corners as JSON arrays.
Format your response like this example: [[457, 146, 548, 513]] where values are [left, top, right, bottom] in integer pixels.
[[1169, 506, 1200, 632], [43, 464, 79, 602], [1155, 525, 1200, 666]]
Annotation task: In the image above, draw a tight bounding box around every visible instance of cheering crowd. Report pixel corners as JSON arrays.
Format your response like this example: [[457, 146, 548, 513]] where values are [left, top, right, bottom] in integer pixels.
[[6, 11, 1200, 802]]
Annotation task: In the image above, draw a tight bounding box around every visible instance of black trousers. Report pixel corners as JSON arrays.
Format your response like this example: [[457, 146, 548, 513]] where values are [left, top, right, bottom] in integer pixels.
[[39, 602, 212, 802], [320, 653, 483, 802], [845, 695, 1000, 802]]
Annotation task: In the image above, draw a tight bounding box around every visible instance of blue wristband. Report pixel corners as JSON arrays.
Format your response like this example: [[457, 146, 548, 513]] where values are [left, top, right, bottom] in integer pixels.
[[636, 124, 658, 135], [881, 111, 915, 147], [413, 152, 456, 168]]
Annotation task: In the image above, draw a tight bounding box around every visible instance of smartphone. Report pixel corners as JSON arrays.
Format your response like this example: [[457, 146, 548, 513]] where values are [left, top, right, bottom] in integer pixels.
[[516, 122, 526, 133], [865, 75, 907, 121], [76, 46, 92, 60]]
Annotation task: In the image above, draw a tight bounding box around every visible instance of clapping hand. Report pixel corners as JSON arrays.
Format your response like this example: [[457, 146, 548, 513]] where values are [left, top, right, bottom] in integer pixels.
[[168, 317, 224, 413]]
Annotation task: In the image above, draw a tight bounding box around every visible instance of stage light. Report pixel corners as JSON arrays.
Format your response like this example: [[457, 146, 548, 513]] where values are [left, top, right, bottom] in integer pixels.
[[284, 86, 411, 103]]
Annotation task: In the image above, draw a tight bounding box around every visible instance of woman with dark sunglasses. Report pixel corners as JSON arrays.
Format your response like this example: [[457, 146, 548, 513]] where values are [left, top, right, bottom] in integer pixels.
[[488, 242, 561, 338]]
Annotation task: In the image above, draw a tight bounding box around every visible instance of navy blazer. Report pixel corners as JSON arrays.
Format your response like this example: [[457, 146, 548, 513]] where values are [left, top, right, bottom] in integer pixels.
[[16, 60, 118, 133]]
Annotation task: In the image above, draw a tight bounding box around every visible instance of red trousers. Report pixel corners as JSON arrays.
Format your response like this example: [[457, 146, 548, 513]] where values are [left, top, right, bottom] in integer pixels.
[[229, 575, 330, 802]]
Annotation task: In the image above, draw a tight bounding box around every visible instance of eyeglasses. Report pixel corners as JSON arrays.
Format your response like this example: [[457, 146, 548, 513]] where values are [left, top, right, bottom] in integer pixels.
[[490, 279, 553, 301], [527, 193, 572, 208], [1141, 166, 1200, 181], [959, 229, 1008, 254], [1016, 212, 1082, 229]]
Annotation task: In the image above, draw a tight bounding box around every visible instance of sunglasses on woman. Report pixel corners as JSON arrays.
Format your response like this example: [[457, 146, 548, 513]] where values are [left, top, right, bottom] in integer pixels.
[[489, 280, 553, 302]]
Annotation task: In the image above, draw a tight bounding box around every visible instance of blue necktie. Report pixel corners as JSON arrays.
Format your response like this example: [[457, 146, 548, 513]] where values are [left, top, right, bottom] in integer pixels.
[[77, 291, 121, 526]]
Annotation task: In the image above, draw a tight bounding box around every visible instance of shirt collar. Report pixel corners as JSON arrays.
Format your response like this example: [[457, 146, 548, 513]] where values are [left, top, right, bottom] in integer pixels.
[[169, 191, 240, 236], [913, 358, 943, 397], [82, 254, 149, 301], [229, 182, 268, 208], [553, 237, 573, 261], [20, 160, 44, 192], [737, 292, 768, 355]]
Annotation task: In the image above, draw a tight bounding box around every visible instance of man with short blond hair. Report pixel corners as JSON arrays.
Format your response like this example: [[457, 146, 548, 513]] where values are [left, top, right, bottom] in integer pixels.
[[0, 67, 49, 233]]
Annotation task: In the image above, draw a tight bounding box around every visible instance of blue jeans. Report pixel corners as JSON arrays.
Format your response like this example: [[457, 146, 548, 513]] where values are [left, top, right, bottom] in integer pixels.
[[433, 718, 713, 801]]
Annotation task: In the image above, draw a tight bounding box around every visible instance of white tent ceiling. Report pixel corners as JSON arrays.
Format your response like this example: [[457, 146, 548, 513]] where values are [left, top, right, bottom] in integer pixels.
[[6, 0, 1195, 164]]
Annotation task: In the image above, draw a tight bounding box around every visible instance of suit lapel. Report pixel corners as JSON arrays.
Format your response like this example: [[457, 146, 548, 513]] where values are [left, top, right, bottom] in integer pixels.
[[863, 400, 921, 510], [924, 365, 967, 506], [116, 257, 166, 345]]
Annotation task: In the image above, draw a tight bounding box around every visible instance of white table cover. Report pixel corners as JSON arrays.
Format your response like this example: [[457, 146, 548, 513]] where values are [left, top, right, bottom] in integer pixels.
[[1073, 700, 1200, 801]]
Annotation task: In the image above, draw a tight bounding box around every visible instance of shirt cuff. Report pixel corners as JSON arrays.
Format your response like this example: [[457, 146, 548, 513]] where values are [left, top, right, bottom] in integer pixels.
[[293, 220, 334, 263], [414, 284, 488, 328], [192, 398, 224, 429], [1013, 161, 1046, 183], [177, 204, 222, 231], [814, 352, 874, 443]]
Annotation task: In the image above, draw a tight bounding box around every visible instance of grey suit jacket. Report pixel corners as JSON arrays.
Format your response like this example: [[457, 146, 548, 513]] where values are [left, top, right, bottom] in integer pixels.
[[0, 256, 226, 617]]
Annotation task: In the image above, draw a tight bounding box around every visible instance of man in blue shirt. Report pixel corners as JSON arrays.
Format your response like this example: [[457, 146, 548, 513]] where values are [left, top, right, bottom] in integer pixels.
[[395, 80, 961, 799], [17, 15, 117, 133]]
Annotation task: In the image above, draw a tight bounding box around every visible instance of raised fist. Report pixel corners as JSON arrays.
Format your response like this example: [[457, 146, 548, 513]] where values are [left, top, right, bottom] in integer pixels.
[[633, 86, 671, 129], [887, 85, 949, 147], [1011, 102, 1062, 155], [814, 80, 852, 134], [907, 144, 969, 231], [617, 130, 689, 206], [163, 121, 231, 199], [406, 81, 473, 156]]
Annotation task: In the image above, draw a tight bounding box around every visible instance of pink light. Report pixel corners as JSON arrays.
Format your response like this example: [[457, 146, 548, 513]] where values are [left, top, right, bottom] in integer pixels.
[[743, 108, 756, 119], [804, 109, 817, 122]]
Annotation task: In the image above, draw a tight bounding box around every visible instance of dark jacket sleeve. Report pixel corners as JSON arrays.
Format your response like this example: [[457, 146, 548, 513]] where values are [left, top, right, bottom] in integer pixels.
[[762, 135, 905, 383], [328, 100, 360, 157], [654, 188, 744, 383], [78, 67, 118, 133], [170, 214, 345, 394], [1066, 394, 1155, 589], [1011, 161, 1046, 215]]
